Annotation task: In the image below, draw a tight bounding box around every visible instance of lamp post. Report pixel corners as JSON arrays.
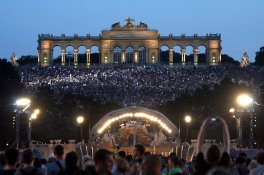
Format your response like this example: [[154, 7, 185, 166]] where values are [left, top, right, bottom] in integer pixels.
[[236, 94, 253, 148], [76, 116, 84, 142], [184, 115, 192, 142], [15, 98, 31, 149], [28, 109, 40, 147]]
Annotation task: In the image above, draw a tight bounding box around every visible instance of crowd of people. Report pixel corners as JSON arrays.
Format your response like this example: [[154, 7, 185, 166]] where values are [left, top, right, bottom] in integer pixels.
[[1, 144, 264, 175], [17, 64, 264, 106]]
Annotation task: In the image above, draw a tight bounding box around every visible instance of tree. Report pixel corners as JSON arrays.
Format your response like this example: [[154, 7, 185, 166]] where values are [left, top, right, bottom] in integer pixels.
[[255, 46, 264, 66], [17, 55, 38, 65], [221, 54, 239, 65]]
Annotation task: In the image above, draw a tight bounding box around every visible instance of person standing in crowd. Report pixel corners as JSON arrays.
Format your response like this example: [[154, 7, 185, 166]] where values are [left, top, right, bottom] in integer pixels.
[[112, 151, 127, 175], [234, 157, 249, 175], [168, 156, 182, 175], [0, 148, 19, 175], [132, 144, 145, 164], [141, 155, 161, 175], [47, 145, 65, 175], [205, 145, 221, 172], [250, 152, 264, 175], [14, 149, 43, 175], [94, 149, 114, 175], [57, 151, 84, 175], [192, 152, 207, 175], [81, 155, 95, 175]]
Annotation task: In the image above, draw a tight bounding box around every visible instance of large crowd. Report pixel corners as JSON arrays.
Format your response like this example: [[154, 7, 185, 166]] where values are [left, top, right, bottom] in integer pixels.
[[17, 64, 264, 106], [1, 144, 264, 175]]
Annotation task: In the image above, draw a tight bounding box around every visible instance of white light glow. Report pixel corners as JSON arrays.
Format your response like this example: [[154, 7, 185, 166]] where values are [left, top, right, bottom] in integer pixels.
[[229, 108, 235, 113], [185, 115, 191, 123], [15, 98, 31, 106], [97, 112, 172, 134], [236, 94, 253, 107], [77, 116, 84, 124]]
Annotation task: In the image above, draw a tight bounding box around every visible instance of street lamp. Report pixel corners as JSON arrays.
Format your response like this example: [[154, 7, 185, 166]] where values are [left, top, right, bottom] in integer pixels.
[[185, 115, 192, 142], [15, 98, 31, 149], [76, 116, 84, 141], [236, 94, 253, 148], [236, 94, 253, 108], [28, 109, 40, 147]]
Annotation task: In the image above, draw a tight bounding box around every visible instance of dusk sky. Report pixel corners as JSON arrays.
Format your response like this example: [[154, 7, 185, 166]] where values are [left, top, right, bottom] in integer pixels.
[[0, 0, 263, 62]]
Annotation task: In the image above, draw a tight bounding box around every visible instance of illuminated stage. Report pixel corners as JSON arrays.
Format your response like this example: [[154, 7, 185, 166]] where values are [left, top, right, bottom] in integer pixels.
[[90, 106, 180, 154]]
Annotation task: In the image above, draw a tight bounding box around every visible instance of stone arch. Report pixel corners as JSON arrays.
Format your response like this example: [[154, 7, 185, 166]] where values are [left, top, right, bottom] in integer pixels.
[[184, 45, 194, 64], [160, 45, 170, 63], [197, 45, 207, 64], [78, 46, 87, 63], [138, 45, 147, 63], [173, 45, 182, 63], [65, 45, 74, 65], [196, 117, 230, 154], [52, 45, 62, 64], [113, 45, 122, 63], [90, 106, 180, 146], [125, 45, 134, 63], [90, 45, 100, 64], [111, 43, 124, 50]]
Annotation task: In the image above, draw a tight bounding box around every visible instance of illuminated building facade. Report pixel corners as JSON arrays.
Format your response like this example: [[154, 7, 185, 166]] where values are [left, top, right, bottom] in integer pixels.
[[37, 18, 222, 66]]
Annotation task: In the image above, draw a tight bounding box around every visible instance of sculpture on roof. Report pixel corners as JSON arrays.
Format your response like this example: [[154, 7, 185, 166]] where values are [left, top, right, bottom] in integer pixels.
[[138, 22, 148, 28], [125, 17, 135, 27], [111, 22, 121, 29], [241, 52, 249, 67], [111, 18, 148, 30], [10, 52, 19, 67]]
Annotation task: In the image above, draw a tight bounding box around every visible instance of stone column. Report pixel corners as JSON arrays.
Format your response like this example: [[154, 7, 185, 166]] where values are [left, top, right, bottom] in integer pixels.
[[181, 48, 186, 65], [134, 50, 138, 63], [61, 49, 66, 65], [219, 50, 222, 63], [37, 50, 40, 65], [169, 48, 173, 64], [74, 48, 78, 65], [86, 49, 91, 65], [122, 50, 126, 63], [194, 48, 198, 65]]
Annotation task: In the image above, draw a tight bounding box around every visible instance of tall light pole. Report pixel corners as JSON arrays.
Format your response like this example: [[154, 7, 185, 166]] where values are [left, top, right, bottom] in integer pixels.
[[15, 98, 31, 149], [185, 115, 192, 142], [76, 116, 84, 142], [236, 94, 253, 148], [28, 109, 40, 147]]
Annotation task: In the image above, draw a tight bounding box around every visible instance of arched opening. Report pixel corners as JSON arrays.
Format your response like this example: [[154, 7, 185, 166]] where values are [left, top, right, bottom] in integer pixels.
[[160, 45, 169, 63], [185, 46, 194, 64], [90, 107, 179, 149], [90, 46, 100, 64], [198, 45, 207, 64], [173, 46, 181, 64], [52, 46, 62, 64], [65, 46, 74, 66], [78, 46, 87, 64], [138, 45, 147, 64], [196, 117, 230, 154], [113, 46, 122, 63], [126, 46, 134, 63]]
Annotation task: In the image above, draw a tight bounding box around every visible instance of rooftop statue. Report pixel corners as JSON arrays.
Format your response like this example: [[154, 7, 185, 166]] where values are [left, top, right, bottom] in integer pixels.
[[111, 18, 148, 30], [241, 52, 249, 67], [138, 21, 148, 28], [125, 17, 135, 27], [10, 52, 19, 67], [111, 22, 121, 29]]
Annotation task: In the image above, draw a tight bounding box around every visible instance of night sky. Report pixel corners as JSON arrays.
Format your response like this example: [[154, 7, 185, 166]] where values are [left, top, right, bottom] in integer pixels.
[[0, 0, 263, 61]]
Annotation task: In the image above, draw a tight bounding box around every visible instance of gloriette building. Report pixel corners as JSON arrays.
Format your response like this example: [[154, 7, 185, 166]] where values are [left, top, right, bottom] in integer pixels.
[[37, 18, 221, 66]]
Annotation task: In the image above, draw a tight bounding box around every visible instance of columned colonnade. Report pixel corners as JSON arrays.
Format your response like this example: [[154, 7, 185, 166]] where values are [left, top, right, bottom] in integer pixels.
[[37, 20, 221, 66]]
